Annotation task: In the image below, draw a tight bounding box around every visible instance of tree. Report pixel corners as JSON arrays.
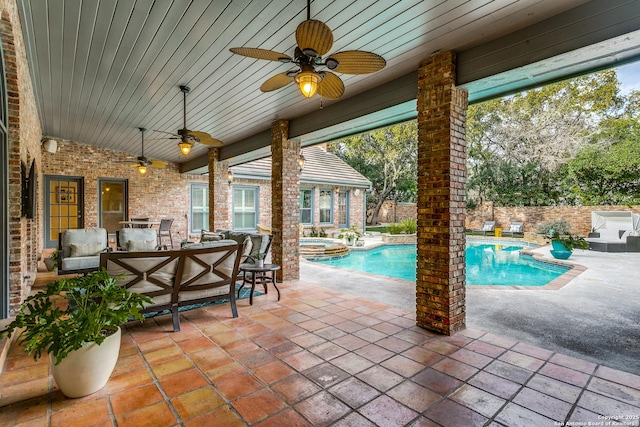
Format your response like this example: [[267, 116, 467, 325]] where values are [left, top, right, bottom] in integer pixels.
[[467, 69, 623, 206], [329, 121, 417, 224]]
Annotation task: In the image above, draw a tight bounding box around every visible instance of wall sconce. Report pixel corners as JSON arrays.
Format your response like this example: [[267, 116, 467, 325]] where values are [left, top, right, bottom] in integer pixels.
[[298, 152, 306, 171], [334, 187, 340, 194], [354, 188, 360, 196], [227, 170, 234, 186]]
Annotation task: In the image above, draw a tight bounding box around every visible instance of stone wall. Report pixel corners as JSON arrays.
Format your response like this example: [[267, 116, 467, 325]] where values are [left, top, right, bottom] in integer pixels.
[[42, 140, 208, 244], [1, 0, 43, 315], [467, 202, 640, 236], [378, 201, 417, 224]]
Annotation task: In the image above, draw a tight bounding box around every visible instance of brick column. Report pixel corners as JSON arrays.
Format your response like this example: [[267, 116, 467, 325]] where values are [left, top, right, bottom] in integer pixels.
[[208, 148, 231, 231], [416, 51, 468, 335], [270, 120, 300, 281]]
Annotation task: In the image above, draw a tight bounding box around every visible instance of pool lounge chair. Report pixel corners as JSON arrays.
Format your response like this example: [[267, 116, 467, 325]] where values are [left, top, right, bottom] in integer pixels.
[[502, 221, 524, 237], [472, 221, 496, 236]]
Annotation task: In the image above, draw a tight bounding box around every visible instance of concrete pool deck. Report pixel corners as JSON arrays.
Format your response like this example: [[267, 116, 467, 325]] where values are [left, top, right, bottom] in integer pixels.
[[300, 238, 640, 376]]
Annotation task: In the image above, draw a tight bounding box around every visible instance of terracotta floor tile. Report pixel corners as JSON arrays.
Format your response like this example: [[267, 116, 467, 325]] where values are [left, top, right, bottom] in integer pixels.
[[238, 348, 277, 369], [308, 341, 348, 361], [303, 362, 350, 388], [314, 326, 348, 340], [356, 365, 404, 392], [135, 335, 174, 353], [0, 377, 51, 407], [352, 315, 382, 328], [291, 332, 327, 348], [370, 321, 403, 335], [332, 334, 369, 351], [188, 347, 229, 368], [269, 340, 303, 358], [50, 398, 111, 427], [354, 343, 394, 363], [450, 384, 507, 418], [171, 386, 226, 419], [159, 368, 209, 397], [282, 350, 324, 371], [328, 377, 380, 409], [295, 391, 351, 427], [176, 336, 216, 354], [318, 313, 350, 326], [151, 356, 195, 379], [359, 395, 419, 426], [539, 363, 590, 387], [386, 380, 441, 412], [595, 365, 640, 390], [375, 335, 414, 353], [112, 354, 145, 377], [479, 333, 518, 349], [412, 368, 462, 395], [494, 402, 557, 426], [236, 322, 270, 338], [198, 322, 233, 337], [468, 370, 522, 400], [425, 398, 488, 427], [252, 332, 289, 349], [200, 357, 243, 383], [106, 367, 154, 394], [12, 417, 49, 427], [209, 330, 245, 346], [550, 353, 597, 374], [499, 350, 546, 371], [352, 327, 387, 343], [464, 340, 507, 358], [297, 319, 328, 332], [394, 329, 433, 346], [232, 388, 286, 424], [116, 401, 177, 427], [253, 360, 296, 384], [513, 387, 572, 422], [449, 347, 493, 369], [215, 372, 264, 400], [578, 390, 640, 417], [422, 340, 459, 355], [432, 357, 479, 382], [330, 352, 375, 375], [387, 316, 415, 329], [254, 408, 312, 427], [271, 373, 322, 405], [221, 338, 260, 358], [512, 342, 554, 360], [334, 320, 367, 334], [527, 373, 582, 403], [143, 344, 183, 365], [0, 395, 49, 426], [0, 363, 48, 386], [485, 359, 534, 384], [568, 407, 619, 425], [110, 383, 164, 417], [183, 405, 246, 427], [332, 412, 378, 427], [401, 346, 443, 367], [380, 354, 426, 378], [439, 334, 473, 348], [587, 377, 640, 407]]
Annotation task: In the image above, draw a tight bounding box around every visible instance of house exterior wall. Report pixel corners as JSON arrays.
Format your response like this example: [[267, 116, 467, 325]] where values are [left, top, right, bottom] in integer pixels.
[[299, 186, 367, 236], [1, 0, 43, 315], [42, 140, 208, 244]]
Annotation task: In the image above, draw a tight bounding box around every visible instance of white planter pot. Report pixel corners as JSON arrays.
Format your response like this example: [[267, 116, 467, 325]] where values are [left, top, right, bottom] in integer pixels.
[[51, 327, 121, 398], [257, 259, 264, 268]]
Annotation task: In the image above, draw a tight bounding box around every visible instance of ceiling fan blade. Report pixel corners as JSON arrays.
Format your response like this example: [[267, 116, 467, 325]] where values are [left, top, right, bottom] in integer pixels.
[[187, 131, 223, 147], [260, 72, 294, 92], [317, 72, 344, 99], [296, 20, 333, 57], [149, 160, 167, 168], [229, 47, 292, 62], [327, 51, 386, 74], [152, 130, 180, 138]]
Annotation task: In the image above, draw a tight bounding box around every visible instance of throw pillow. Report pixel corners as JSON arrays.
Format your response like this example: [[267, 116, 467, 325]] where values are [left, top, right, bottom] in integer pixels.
[[70, 242, 104, 257], [242, 235, 253, 257], [201, 230, 223, 242], [127, 239, 157, 252]]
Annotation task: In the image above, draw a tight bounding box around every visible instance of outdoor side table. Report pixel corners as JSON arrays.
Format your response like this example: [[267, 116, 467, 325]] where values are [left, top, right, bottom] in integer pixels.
[[238, 263, 281, 305]]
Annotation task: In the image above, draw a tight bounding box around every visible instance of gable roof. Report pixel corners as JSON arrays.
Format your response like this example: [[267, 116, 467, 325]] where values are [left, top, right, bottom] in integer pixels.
[[230, 146, 371, 189]]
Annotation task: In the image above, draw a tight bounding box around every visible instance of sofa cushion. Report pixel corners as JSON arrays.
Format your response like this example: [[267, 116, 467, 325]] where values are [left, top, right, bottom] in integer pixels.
[[62, 255, 101, 272], [70, 242, 104, 257], [201, 230, 224, 242], [61, 228, 107, 258], [128, 239, 157, 252]]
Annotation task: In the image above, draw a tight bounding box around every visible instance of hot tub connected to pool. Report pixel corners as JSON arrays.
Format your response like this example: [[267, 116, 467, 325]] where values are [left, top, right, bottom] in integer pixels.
[[300, 239, 350, 259]]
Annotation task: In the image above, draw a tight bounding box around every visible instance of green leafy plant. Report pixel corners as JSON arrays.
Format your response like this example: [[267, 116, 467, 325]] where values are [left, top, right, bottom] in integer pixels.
[[0, 269, 151, 365], [386, 222, 406, 234], [548, 230, 589, 252], [536, 219, 572, 236], [399, 218, 417, 234], [338, 225, 362, 241]]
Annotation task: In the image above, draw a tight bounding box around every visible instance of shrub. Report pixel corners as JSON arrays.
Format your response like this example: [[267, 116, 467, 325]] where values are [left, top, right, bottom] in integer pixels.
[[400, 218, 417, 234], [386, 222, 405, 234], [536, 219, 572, 236]]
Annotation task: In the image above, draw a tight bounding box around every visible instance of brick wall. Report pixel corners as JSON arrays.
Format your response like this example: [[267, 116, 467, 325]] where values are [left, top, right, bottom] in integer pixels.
[[378, 201, 417, 224], [299, 186, 366, 236], [43, 139, 208, 244], [1, 0, 43, 315], [467, 202, 640, 236]]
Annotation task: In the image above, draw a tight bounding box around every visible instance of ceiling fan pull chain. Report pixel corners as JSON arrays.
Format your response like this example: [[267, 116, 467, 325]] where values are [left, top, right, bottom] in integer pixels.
[[320, 97, 323, 109]]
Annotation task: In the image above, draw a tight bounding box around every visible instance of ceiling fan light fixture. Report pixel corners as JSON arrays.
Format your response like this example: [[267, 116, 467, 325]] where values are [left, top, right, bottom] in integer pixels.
[[295, 71, 322, 98], [138, 164, 147, 175], [179, 140, 193, 156]]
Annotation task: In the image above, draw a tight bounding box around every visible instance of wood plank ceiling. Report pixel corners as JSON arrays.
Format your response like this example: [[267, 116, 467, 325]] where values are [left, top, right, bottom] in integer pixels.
[[18, 0, 602, 166]]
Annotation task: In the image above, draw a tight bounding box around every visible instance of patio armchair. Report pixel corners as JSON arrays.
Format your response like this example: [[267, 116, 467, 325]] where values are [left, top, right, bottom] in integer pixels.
[[157, 218, 174, 249], [502, 221, 524, 237], [116, 228, 158, 251], [58, 228, 109, 275], [472, 221, 496, 236]]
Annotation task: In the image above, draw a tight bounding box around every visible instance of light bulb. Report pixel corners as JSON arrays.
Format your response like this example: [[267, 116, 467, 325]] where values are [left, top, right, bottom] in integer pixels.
[[295, 71, 321, 98], [179, 141, 192, 156], [138, 165, 147, 175]]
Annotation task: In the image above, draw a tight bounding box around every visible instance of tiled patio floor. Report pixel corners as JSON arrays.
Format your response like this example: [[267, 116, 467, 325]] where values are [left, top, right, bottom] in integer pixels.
[[1, 279, 639, 427]]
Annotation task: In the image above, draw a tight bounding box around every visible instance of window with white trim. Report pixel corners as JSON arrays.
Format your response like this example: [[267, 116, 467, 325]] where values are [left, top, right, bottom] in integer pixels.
[[300, 188, 313, 224], [190, 184, 209, 233], [233, 186, 258, 230], [319, 189, 333, 224]]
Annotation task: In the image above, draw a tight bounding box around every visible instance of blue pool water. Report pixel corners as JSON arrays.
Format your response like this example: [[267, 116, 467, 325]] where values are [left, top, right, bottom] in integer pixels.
[[313, 242, 568, 286]]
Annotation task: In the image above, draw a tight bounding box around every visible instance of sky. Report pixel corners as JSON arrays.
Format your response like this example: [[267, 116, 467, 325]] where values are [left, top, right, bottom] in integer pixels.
[[615, 61, 640, 94]]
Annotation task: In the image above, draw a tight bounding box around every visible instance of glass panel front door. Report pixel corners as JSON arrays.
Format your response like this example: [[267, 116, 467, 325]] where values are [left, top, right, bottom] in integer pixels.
[[44, 176, 83, 248], [99, 179, 127, 235]]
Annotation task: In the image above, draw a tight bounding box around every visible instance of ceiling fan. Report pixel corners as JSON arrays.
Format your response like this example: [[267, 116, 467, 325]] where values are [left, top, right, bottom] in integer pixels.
[[154, 85, 223, 156], [229, 0, 386, 99], [131, 127, 167, 175]]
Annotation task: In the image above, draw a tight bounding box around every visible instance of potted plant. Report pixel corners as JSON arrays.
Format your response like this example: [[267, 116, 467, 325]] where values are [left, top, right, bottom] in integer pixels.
[[0, 269, 151, 398], [338, 226, 362, 246], [253, 252, 265, 268], [43, 249, 58, 271]]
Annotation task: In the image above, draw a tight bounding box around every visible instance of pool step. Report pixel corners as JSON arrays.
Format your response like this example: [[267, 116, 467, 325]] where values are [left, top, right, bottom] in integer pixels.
[[300, 242, 350, 258]]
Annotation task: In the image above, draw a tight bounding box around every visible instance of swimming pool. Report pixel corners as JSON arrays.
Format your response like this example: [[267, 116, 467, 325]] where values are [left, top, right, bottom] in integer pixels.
[[312, 242, 569, 286]]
